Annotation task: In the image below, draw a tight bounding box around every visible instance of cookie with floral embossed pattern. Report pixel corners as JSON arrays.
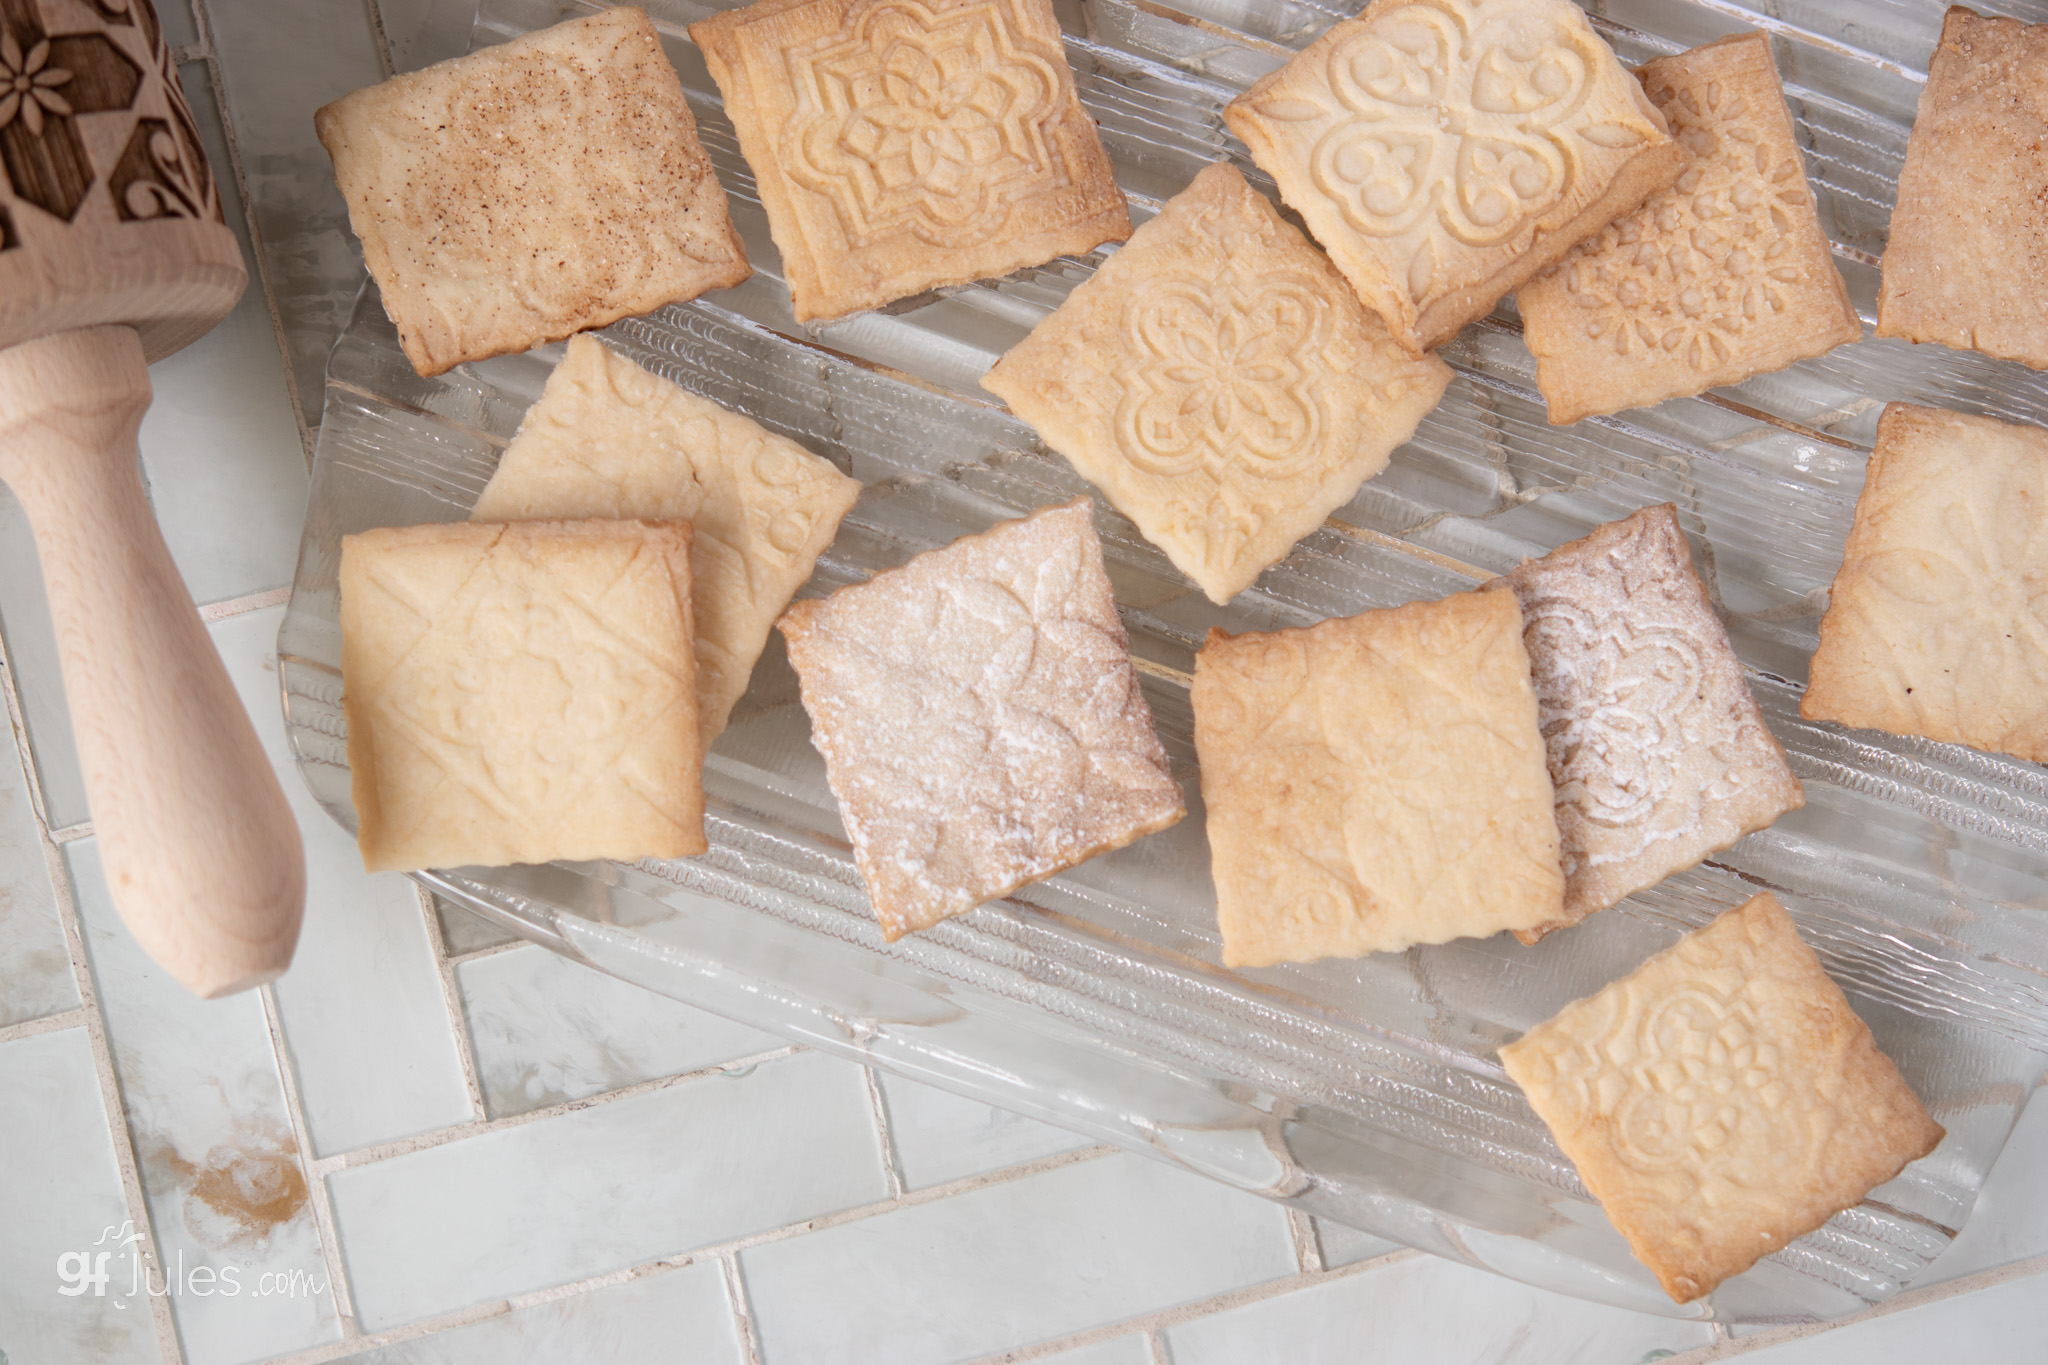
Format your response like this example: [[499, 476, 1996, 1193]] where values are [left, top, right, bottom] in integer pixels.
[[473, 335, 860, 745], [342, 519, 705, 873], [316, 8, 749, 377], [778, 500, 1183, 938], [983, 166, 1449, 601], [1194, 587, 1563, 967], [691, 0, 1130, 322], [983, 163, 1451, 605], [1488, 504, 1802, 943], [1224, 0, 1684, 354], [1500, 891, 1943, 1304], [1519, 32, 1861, 425], [1803, 403, 2048, 761]]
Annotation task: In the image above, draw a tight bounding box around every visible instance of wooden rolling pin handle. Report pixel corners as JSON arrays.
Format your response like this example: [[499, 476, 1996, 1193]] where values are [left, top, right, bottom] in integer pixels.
[[0, 327, 305, 998]]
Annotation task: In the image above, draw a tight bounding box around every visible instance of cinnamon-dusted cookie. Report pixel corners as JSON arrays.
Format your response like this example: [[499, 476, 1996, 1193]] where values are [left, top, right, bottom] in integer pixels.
[[316, 8, 749, 377], [342, 519, 705, 873], [473, 336, 860, 745], [777, 500, 1183, 938], [692, 0, 1130, 322], [1803, 404, 2048, 761], [1194, 589, 1563, 967], [1500, 892, 1944, 1303], [1224, 0, 1683, 354], [1489, 505, 1802, 942], [1520, 33, 1861, 425], [983, 163, 1451, 604], [1878, 7, 2048, 370]]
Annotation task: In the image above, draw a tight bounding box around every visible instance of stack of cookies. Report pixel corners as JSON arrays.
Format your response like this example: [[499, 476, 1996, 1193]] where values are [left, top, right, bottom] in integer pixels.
[[301, 0, 2037, 1310]]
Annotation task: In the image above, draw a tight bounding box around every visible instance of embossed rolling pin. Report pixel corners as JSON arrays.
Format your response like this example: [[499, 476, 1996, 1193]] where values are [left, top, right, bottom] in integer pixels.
[[0, 0, 303, 996]]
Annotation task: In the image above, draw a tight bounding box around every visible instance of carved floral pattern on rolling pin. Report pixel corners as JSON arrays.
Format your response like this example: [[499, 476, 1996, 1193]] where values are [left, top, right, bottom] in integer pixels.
[[0, 0, 222, 251]]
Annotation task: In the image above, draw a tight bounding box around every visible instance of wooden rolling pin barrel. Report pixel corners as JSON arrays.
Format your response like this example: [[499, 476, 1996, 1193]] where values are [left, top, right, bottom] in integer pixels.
[[0, 0, 303, 996]]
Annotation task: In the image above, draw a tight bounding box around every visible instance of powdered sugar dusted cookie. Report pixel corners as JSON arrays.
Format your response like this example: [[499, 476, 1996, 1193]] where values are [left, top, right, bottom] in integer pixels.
[[1803, 403, 2048, 761], [692, 0, 1130, 322], [1500, 892, 1943, 1303], [1878, 7, 2048, 370], [316, 8, 749, 376], [1195, 588, 1564, 967], [1224, 0, 1683, 353], [777, 500, 1183, 938], [342, 519, 705, 873], [1490, 505, 1802, 942], [983, 163, 1451, 604], [1520, 33, 1861, 424], [473, 336, 860, 745]]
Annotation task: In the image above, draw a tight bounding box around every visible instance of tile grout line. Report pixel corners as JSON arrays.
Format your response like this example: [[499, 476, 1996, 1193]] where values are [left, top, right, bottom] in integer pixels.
[[197, 586, 293, 622], [0, 1006, 89, 1047], [361, 0, 397, 78], [254, 1144, 1124, 1365], [0, 622, 55, 833], [30, 815, 186, 1363], [187, 0, 320, 470], [48, 819, 94, 844], [720, 1253, 767, 1365], [305, 1044, 809, 1176], [256, 983, 364, 1338], [442, 936, 527, 968], [860, 1063, 908, 1200], [1657, 1250, 2048, 1363], [958, 1248, 1422, 1365], [416, 887, 489, 1122], [1146, 1327, 1173, 1365], [1285, 1209, 1325, 1275]]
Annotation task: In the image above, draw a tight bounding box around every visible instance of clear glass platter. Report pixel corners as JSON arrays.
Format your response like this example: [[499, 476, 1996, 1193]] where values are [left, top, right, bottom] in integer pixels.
[[279, 0, 2048, 1324]]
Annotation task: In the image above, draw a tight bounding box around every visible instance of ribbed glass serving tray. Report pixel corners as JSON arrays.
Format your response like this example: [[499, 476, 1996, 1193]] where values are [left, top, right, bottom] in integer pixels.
[[280, 0, 2048, 1324]]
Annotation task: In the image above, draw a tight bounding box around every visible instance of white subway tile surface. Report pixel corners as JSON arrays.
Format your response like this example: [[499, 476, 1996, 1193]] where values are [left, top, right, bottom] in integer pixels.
[[739, 1151, 1296, 1365], [0, 1028, 158, 1365], [329, 1262, 745, 1365], [874, 1070, 1095, 1190], [140, 67, 309, 610], [0, 737, 76, 1027], [1727, 1268, 2048, 1365], [1313, 1218, 1403, 1271], [67, 842, 341, 1364], [1162, 1257, 1715, 1365], [1034, 1337, 1156, 1365], [457, 943, 784, 1118], [327, 1050, 887, 1331]]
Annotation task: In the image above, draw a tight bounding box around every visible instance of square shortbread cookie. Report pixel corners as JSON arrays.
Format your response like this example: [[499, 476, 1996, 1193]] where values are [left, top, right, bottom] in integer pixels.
[[1878, 8, 2048, 370], [473, 336, 861, 744], [1489, 505, 1803, 942], [691, 0, 1131, 322], [982, 163, 1452, 604], [1519, 33, 1862, 425], [1803, 403, 2048, 761], [778, 500, 1184, 938], [342, 519, 706, 873], [316, 8, 750, 377], [1224, 0, 1683, 354], [1499, 891, 1944, 1304], [1194, 588, 1564, 968]]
